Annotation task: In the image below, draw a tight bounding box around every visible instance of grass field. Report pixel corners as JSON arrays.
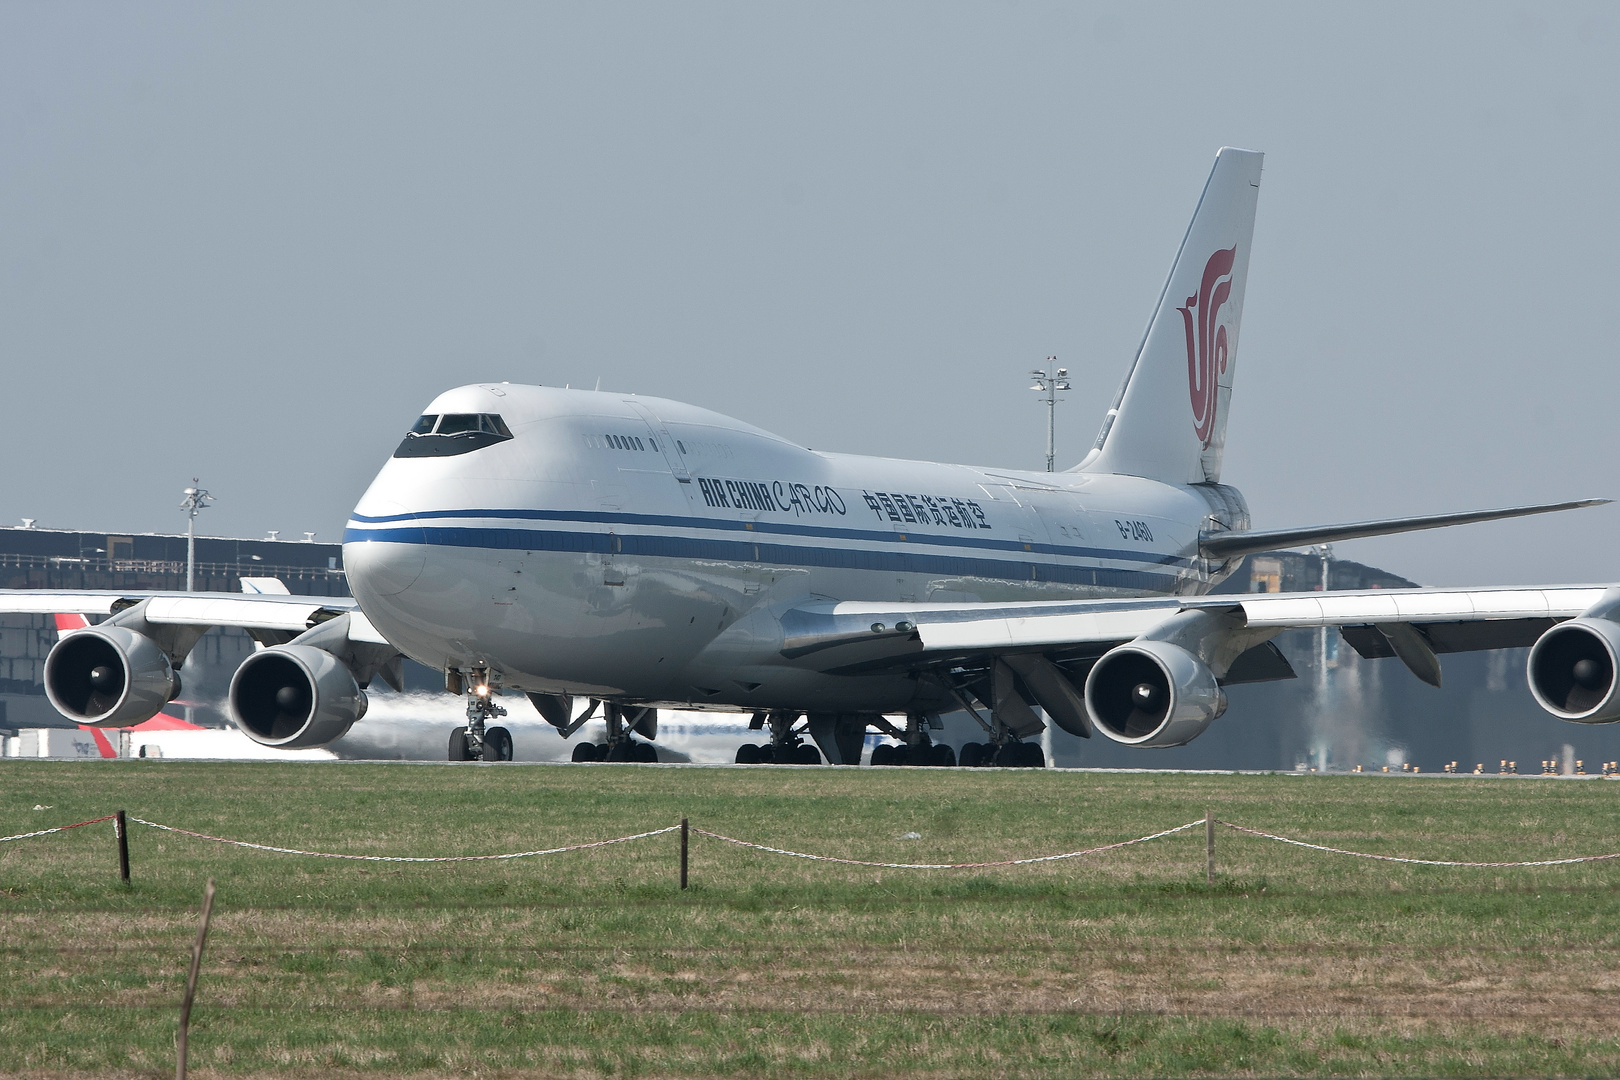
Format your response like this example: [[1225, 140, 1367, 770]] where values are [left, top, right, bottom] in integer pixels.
[[4, 760, 1620, 1078]]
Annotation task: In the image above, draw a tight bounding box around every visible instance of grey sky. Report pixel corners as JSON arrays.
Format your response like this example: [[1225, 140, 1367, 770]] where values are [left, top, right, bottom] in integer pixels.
[[2, 2, 1615, 587]]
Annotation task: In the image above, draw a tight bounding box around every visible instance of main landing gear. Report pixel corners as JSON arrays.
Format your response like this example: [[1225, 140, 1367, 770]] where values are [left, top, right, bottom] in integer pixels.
[[447, 667, 513, 762], [733, 711, 823, 765], [958, 740, 1044, 768], [938, 667, 1049, 768], [570, 703, 659, 763], [868, 713, 957, 767]]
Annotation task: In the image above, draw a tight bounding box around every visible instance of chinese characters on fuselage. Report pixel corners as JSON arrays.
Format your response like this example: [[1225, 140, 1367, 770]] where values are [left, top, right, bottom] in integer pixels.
[[861, 490, 990, 530]]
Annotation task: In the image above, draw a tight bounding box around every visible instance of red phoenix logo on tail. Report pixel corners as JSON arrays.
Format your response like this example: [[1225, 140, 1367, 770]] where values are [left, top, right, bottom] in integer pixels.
[[1180, 246, 1237, 448]]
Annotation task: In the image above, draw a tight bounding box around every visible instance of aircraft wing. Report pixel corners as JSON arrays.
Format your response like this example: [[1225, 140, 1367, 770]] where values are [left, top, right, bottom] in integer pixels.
[[775, 584, 1611, 677], [770, 584, 1619, 744], [0, 589, 384, 641]]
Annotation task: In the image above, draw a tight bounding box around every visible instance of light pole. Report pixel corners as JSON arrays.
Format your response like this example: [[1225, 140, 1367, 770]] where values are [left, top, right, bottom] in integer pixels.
[[1029, 358, 1071, 472], [180, 481, 214, 592], [1312, 543, 1333, 770]]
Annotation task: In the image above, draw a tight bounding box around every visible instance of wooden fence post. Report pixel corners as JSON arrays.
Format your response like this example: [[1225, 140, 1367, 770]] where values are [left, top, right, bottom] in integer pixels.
[[680, 818, 689, 890], [176, 878, 217, 1080], [115, 811, 130, 884], [1205, 809, 1215, 886]]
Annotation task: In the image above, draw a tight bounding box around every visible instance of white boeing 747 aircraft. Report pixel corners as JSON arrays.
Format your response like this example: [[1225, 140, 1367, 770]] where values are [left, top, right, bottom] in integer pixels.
[[7, 148, 1616, 767]]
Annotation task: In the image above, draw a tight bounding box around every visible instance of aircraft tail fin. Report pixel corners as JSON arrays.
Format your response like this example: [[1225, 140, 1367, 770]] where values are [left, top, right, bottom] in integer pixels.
[[1079, 147, 1263, 485]]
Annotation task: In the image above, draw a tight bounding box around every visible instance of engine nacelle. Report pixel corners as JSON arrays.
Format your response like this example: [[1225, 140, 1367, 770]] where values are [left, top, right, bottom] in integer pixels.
[[1084, 639, 1227, 747], [229, 644, 367, 749], [1528, 617, 1620, 723], [44, 626, 179, 728]]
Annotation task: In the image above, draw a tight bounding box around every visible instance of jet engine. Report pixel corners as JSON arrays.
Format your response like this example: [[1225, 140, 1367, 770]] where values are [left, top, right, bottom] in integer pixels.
[[229, 644, 368, 749], [44, 626, 180, 728], [1084, 639, 1227, 747], [1528, 617, 1620, 724]]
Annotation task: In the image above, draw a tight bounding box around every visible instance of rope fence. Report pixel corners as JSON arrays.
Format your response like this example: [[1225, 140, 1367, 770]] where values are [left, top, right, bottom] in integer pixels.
[[8, 812, 1620, 885], [128, 817, 680, 864], [690, 821, 1203, 869], [0, 813, 115, 844], [1217, 820, 1620, 868]]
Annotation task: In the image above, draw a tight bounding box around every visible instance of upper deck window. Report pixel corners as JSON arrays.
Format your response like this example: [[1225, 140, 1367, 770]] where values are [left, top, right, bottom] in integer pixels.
[[393, 413, 515, 458]]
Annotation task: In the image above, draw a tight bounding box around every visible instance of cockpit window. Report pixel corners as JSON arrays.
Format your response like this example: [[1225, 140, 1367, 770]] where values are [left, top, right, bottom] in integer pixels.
[[393, 413, 514, 458]]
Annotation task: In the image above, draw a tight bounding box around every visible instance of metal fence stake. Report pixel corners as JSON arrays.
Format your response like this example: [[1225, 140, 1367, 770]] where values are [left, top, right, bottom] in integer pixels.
[[115, 810, 130, 884], [1205, 809, 1215, 886], [176, 878, 216, 1080], [680, 818, 689, 890]]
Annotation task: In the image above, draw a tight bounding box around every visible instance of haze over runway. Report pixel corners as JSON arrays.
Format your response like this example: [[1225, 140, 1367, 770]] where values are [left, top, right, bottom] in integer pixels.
[[1, 2, 1615, 588]]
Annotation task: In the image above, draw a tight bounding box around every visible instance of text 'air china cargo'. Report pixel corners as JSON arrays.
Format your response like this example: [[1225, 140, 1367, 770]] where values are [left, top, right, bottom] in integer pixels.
[[9, 148, 1615, 767]]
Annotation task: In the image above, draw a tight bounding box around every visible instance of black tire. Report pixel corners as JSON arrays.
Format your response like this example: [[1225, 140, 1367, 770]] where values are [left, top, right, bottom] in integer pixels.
[[1023, 743, 1046, 769], [794, 743, 822, 765], [571, 741, 598, 762], [635, 742, 658, 763], [758, 744, 777, 764], [735, 743, 762, 764], [933, 744, 957, 767], [959, 742, 984, 768], [482, 726, 513, 762], [448, 729, 472, 761], [991, 743, 1018, 767], [872, 744, 895, 766]]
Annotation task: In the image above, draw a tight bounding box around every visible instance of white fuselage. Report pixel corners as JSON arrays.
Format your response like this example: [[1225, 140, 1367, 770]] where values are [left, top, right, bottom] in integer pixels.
[[343, 384, 1246, 714]]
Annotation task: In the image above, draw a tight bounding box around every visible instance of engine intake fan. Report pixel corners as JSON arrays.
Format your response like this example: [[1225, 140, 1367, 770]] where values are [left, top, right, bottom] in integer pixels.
[[229, 644, 367, 749], [1528, 617, 1620, 723], [1084, 639, 1226, 747], [44, 626, 179, 728]]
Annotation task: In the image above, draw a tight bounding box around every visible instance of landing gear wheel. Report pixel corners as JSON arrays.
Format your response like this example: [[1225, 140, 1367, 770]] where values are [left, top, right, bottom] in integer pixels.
[[932, 744, 957, 767], [482, 726, 513, 762], [735, 743, 763, 764], [872, 744, 895, 766], [448, 730, 472, 761], [959, 742, 985, 768], [794, 744, 822, 765], [634, 742, 658, 763], [571, 742, 598, 762], [1023, 743, 1046, 769]]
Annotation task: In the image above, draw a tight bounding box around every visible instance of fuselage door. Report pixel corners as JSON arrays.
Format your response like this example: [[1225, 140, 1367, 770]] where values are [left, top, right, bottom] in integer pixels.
[[625, 401, 692, 484]]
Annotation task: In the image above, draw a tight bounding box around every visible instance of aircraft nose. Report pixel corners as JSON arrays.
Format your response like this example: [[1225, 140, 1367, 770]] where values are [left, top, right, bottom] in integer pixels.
[[344, 500, 426, 597]]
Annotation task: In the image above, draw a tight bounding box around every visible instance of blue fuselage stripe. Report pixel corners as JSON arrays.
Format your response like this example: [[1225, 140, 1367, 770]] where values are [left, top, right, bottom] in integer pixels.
[[344, 507, 1193, 568], [343, 524, 1181, 593]]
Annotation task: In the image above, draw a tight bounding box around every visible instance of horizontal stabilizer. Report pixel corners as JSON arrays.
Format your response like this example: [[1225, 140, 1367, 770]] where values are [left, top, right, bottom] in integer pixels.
[[1199, 499, 1609, 563]]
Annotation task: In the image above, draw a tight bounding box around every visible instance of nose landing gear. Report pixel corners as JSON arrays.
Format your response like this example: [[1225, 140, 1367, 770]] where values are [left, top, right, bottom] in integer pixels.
[[447, 667, 513, 762]]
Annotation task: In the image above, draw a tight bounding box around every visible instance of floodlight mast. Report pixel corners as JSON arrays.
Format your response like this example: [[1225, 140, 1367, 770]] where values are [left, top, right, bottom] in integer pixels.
[[1028, 358, 1070, 472], [179, 480, 214, 592]]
